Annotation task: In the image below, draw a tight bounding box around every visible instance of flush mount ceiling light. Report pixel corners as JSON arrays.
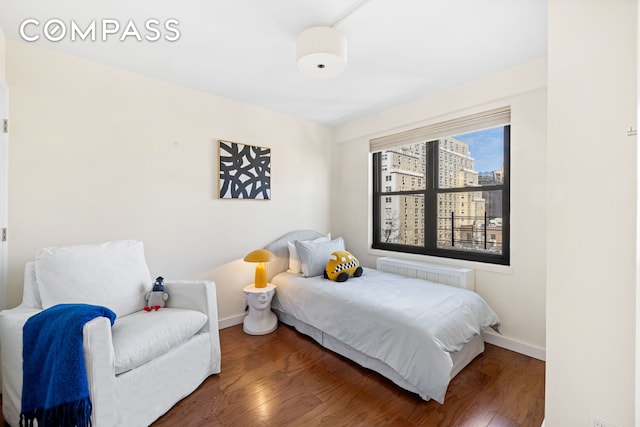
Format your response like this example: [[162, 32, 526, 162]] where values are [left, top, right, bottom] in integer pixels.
[[296, 0, 372, 79], [296, 26, 347, 79]]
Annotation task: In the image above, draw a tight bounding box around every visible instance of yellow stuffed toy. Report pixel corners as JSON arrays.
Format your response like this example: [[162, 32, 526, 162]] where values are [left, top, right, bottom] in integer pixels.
[[324, 251, 363, 282]]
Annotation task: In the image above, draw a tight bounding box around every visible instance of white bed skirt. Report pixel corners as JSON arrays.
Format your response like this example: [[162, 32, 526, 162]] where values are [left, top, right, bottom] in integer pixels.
[[274, 308, 485, 401]]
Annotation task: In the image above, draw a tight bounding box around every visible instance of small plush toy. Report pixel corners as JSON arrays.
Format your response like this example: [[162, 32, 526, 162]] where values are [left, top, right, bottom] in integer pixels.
[[324, 251, 363, 282], [144, 276, 169, 311]]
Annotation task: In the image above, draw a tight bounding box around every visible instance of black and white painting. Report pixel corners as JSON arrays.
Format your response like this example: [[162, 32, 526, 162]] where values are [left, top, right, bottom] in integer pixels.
[[218, 140, 271, 200]]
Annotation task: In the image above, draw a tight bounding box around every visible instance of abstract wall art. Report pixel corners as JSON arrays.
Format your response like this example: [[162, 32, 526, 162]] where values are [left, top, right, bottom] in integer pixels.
[[218, 140, 271, 200]]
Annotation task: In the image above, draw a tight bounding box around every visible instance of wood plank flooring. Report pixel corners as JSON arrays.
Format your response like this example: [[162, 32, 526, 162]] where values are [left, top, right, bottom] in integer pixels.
[[153, 323, 545, 427], [0, 323, 544, 426]]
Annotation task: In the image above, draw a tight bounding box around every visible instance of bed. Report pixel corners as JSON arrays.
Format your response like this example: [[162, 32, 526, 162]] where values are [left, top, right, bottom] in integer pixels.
[[264, 230, 500, 403]]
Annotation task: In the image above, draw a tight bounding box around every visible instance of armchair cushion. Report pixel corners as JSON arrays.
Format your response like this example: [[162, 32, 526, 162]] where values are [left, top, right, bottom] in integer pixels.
[[112, 308, 208, 375], [35, 240, 152, 317]]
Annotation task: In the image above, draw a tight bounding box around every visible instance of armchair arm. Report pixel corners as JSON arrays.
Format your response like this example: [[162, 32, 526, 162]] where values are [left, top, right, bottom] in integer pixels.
[[0, 307, 41, 426], [164, 280, 221, 374], [83, 317, 117, 427], [0, 307, 119, 427]]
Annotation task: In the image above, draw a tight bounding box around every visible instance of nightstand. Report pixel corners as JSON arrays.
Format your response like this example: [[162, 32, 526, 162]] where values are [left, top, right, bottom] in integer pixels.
[[242, 283, 277, 335]]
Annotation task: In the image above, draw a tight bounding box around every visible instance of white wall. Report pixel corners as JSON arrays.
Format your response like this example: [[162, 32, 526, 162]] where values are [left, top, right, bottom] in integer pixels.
[[546, 1, 637, 426], [5, 40, 333, 324], [332, 59, 547, 358], [0, 25, 6, 312], [0, 26, 5, 81]]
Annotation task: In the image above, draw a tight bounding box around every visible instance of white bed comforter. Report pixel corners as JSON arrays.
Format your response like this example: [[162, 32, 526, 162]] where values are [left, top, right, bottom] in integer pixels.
[[271, 267, 499, 403]]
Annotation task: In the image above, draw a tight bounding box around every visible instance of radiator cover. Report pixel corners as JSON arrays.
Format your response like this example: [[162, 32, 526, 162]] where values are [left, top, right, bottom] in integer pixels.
[[376, 257, 474, 291]]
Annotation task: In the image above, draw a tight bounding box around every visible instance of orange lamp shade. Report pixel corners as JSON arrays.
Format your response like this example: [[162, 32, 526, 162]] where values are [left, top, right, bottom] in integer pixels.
[[244, 249, 276, 288]]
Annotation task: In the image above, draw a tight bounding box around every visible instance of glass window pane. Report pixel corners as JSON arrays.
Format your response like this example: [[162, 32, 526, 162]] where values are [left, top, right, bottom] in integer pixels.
[[439, 127, 504, 189], [379, 194, 424, 246], [437, 191, 503, 254], [379, 143, 426, 192]]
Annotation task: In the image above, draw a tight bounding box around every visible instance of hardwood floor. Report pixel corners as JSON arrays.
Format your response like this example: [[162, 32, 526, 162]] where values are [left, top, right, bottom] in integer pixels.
[[153, 324, 545, 427], [0, 323, 544, 427]]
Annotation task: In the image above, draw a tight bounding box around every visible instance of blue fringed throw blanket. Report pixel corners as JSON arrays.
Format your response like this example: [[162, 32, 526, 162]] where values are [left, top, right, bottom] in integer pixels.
[[20, 304, 116, 427]]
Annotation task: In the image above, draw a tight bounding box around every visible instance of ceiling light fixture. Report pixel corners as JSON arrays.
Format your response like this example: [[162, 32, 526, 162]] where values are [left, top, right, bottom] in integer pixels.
[[296, 0, 372, 79], [296, 26, 346, 79]]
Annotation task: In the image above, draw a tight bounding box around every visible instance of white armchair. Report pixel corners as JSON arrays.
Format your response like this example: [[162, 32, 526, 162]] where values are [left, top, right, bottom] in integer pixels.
[[0, 240, 221, 427]]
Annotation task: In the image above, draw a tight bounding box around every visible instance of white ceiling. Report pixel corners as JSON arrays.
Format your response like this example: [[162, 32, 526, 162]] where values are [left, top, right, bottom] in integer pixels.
[[0, 0, 547, 126]]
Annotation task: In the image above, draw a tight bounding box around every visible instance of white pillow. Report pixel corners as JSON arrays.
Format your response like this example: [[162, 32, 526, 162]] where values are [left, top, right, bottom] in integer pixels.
[[287, 233, 330, 274], [22, 261, 42, 308], [35, 240, 152, 318], [294, 237, 345, 278]]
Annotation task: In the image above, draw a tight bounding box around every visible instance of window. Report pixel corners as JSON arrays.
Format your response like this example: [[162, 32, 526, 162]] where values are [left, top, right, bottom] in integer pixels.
[[371, 107, 510, 265]]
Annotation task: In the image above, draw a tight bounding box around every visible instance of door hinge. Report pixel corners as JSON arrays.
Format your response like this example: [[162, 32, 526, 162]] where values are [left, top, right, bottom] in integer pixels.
[[2, 228, 6, 242], [2, 119, 7, 134]]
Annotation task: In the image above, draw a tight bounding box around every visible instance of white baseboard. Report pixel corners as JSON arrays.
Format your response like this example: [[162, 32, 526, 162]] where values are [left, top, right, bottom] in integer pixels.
[[483, 331, 546, 361], [218, 313, 244, 330]]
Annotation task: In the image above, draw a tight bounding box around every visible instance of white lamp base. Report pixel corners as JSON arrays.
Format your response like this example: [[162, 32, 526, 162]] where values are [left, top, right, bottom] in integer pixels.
[[242, 283, 278, 335]]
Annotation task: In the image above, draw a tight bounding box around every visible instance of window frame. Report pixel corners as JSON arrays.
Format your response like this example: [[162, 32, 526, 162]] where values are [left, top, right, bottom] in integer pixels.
[[372, 125, 510, 265]]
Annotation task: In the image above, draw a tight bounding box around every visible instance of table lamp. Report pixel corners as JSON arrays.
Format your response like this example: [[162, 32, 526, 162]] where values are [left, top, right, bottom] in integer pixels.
[[244, 249, 276, 288]]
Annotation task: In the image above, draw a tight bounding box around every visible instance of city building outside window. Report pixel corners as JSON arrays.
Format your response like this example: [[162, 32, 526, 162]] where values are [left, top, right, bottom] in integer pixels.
[[371, 108, 510, 265]]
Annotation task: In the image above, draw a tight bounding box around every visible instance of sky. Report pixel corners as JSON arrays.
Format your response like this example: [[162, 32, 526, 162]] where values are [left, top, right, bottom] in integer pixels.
[[454, 126, 504, 173]]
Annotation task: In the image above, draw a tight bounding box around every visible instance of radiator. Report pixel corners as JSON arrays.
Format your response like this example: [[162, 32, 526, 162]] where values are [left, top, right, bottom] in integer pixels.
[[376, 257, 475, 291]]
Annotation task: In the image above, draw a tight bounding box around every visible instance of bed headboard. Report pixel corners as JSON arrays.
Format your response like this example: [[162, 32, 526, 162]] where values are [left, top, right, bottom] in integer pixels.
[[264, 229, 325, 280]]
